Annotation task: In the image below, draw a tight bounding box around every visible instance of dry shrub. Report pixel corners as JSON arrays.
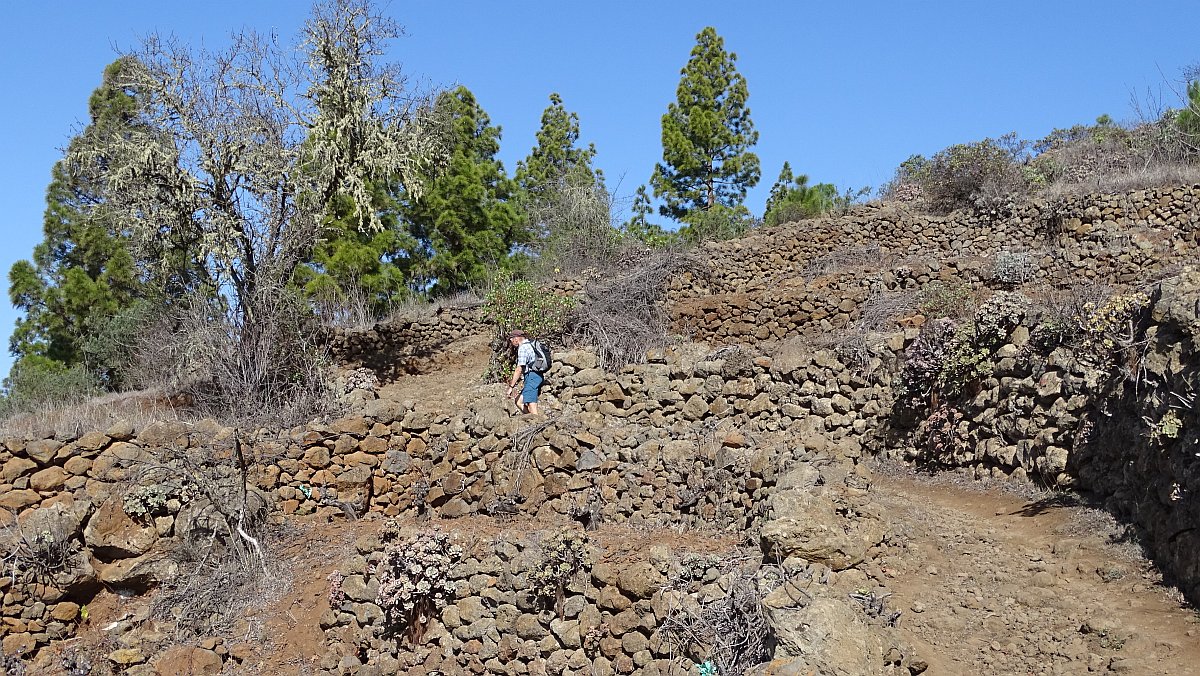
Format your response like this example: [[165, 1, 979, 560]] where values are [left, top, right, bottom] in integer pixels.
[[1040, 163, 1200, 198], [310, 283, 387, 330], [800, 245, 885, 281], [132, 433, 278, 638], [0, 388, 188, 439], [1026, 283, 1111, 351], [132, 283, 334, 428], [569, 247, 699, 370], [527, 172, 623, 277], [802, 289, 918, 372], [660, 559, 777, 675]]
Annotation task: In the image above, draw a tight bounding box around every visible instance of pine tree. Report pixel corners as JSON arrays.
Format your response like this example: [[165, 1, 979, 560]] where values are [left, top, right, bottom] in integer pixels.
[[516, 93, 603, 198], [294, 182, 420, 317], [7, 59, 145, 386], [516, 93, 616, 270], [762, 162, 841, 227], [764, 162, 796, 216], [651, 26, 760, 222], [758, 160, 844, 226], [400, 86, 523, 294], [622, 185, 671, 247]]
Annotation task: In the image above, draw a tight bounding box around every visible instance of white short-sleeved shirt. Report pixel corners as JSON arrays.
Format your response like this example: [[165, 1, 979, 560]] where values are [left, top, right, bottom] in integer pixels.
[[516, 340, 536, 369]]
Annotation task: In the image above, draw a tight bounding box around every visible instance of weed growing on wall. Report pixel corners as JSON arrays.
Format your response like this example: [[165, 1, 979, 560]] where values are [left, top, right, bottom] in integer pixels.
[[375, 525, 463, 643], [530, 527, 591, 617], [917, 282, 975, 320], [1077, 292, 1150, 357]]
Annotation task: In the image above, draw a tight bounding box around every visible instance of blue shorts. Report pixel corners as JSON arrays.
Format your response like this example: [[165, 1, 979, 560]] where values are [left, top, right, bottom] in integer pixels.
[[522, 371, 543, 404]]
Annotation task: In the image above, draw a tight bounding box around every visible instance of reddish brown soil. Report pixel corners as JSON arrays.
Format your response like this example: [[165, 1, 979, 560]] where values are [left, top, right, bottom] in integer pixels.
[[873, 473, 1200, 676]]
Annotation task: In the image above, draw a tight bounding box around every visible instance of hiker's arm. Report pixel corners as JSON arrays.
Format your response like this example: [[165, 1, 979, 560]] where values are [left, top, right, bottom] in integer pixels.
[[507, 363, 523, 394]]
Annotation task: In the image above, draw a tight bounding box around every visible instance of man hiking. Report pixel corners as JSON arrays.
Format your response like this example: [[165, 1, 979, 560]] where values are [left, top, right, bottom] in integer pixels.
[[506, 330, 547, 415]]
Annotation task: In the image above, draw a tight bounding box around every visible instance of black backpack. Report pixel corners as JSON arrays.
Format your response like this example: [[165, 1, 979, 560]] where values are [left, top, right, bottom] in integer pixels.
[[529, 339, 551, 373]]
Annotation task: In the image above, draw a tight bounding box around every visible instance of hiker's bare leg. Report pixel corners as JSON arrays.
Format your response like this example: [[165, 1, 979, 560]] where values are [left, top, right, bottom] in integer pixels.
[[528, 402, 539, 416]]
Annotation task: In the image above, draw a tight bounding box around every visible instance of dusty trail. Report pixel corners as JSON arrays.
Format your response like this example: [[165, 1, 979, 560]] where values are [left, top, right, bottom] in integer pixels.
[[871, 472, 1200, 676]]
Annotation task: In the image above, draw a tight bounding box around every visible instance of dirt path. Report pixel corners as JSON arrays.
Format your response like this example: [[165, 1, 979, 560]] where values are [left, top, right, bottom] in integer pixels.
[[872, 472, 1200, 676], [375, 333, 494, 415]]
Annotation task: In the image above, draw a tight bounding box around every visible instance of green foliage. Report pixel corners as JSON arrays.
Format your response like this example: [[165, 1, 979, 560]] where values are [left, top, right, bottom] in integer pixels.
[[762, 162, 840, 226], [516, 93, 603, 200], [375, 524, 463, 644], [678, 204, 758, 244], [916, 282, 974, 319], [515, 93, 619, 271], [651, 26, 760, 222], [936, 325, 994, 399], [400, 86, 525, 295], [1077, 291, 1150, 357], [530, 528, 592, 616], [622, 185, 673, 247], [1146, 408, 1184, 445], [893, 133, 1030, 213], [482, 279, 577, 340], [1177, 80, 1200, 140], [0, 357, 102, 419], [8, 59, 146, 386], [897, 292, 1027, 412], [295, 185, 420, 316]]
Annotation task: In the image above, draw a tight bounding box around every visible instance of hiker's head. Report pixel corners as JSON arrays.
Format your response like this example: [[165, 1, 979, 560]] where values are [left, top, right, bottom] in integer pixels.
[[507, 329, 526, 346]]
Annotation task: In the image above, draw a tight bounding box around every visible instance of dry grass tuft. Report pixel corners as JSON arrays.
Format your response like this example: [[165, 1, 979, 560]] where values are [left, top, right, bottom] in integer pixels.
[[0, 388, 189, 439]]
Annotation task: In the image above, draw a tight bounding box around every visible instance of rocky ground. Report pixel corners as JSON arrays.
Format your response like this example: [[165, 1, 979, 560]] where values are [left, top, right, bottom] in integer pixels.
[[870, 469, 1200, 676]]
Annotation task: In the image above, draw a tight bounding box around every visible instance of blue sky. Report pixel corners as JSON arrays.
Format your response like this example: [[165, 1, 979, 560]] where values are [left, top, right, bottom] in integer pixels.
[[1, 0, 1196, 380]]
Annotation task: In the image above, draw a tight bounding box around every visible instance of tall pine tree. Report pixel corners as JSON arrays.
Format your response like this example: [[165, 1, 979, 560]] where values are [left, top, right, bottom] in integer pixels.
[[294, 181, 420, 317], [516, 93, 616, 270], [400, 86, 523, 294], [8, 59, 145, 386], [651, 26, 760, 222]]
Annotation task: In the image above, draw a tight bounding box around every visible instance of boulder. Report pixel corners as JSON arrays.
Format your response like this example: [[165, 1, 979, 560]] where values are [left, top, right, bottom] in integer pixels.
[[84, 498, 159, 559], [762, 589, 884, 676], [761, 488, 886, 571], [151, 646, 225, 675], [94, 550, 176, 592]]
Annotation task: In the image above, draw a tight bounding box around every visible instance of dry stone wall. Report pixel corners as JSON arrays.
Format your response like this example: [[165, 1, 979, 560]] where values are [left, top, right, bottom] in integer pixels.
[[327, 306, 486, 380], [320, 461, 916, 676], [675, 184, 1200, 299], [0, 419, 258, 660]]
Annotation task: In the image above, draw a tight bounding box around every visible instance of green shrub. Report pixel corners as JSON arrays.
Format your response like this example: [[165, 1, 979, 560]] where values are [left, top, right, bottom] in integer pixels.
[[900, 133, 1030, 213], [917, 282, 975, 320], [530, 528, 592, 617], [678, 204, 758, 243], [0, 357, 102, 419], [482, 279, 577, 341]]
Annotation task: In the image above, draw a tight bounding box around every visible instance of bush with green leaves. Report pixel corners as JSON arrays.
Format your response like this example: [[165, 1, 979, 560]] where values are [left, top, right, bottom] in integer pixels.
[[482, 278, 578, 381], [973, 292, 1028, 348], [1077, 291, 1150, 357], [898, 293, 1026, 413], [894, 133, 1031, 213], [123, 481, 198, 521], [917, 282, 974, 320], [677, 204, 759, 243], [375, 525, 463, 643], [0, 357, 102, 420], [482, 279, 577, 341], [530, 527, 592, 616]]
